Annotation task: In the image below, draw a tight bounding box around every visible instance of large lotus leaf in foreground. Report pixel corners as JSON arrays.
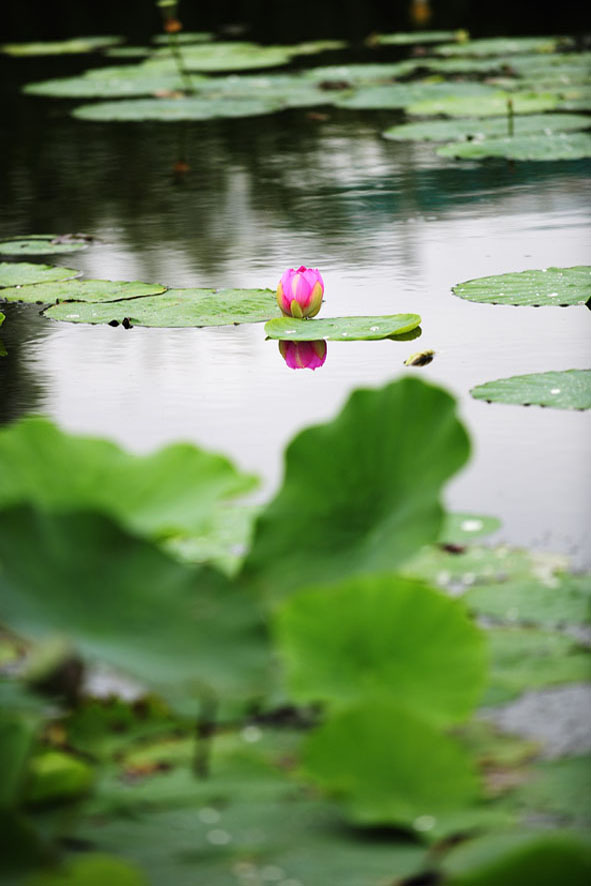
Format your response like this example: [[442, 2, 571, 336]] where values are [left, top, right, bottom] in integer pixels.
[[275, 575, 486, 724], [243, 378, 470, 595], [0, 506, 270, 712], [0, 416, 258, 539]]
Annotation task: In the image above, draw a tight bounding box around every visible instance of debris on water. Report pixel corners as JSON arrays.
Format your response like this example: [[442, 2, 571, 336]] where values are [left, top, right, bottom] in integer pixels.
[[405, 349, 435, 366]]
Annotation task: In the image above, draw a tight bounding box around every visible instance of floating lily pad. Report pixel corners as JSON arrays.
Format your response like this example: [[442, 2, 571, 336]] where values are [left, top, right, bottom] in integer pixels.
[[558, 96, 591, 112], [265, 314, 421, 341], [0, 312, 4, 327], [147, 42, 295, 72], [292, 39, 348, 55], [486, 626, 591, 704], [408, 90, 558, 117], [435, 36, 572, 57], [509, 52, 591, 76], [453, 266, 591, 307], [0, 262, 80, 290], [373, 30, 459, 46], [193, 73, 329, 109], [0, 235, 92, 256], [438, 131, 591, 161], [465, 573, 591, 628], [421, 56, 515, 74], [104, 46, 151, 59], [304, 61, 420, 85], [383, 113, 591, 142], [471, 370, 591, 411], [439, 512, 502, 544], [1, 36, 123, 56], [1, 278, 166, 306], [24, 69, 195, 99], [72, 95, 281, 122], [335, 80, 495, 111], [45, 288, 280, 327]]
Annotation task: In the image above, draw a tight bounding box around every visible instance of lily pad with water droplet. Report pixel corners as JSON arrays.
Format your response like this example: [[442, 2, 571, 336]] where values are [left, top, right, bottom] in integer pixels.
[[0, 262, 80, 290], [453, 266, 591, 307], [335, 80, 495, 111], [1, 36, 123, 56], [439, 513, 502, 544], [2, 279, 165, 306], [471, 370, 591, 411], [408, 90, 558, 117], [383, 113, 591, 142], [45, 288, 280, 327], [0, 235, 92, 256], [465, 573, 591, 628], [265, 314, 421, 341], [438, 131, 591, 161], [71, 95, 281, 122], [434, 36, 573, 57]]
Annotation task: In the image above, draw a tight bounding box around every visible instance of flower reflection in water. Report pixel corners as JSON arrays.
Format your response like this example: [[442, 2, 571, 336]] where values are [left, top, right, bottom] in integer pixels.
[[279, 339, 327, 371]]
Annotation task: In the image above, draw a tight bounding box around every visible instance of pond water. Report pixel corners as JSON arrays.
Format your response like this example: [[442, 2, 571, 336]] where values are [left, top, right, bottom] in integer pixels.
[[1, 56, 590, 565]]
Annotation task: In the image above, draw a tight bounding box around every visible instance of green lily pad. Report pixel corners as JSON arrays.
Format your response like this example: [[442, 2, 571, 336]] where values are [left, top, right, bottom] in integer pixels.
[[1, 278, 166, 306], [164, 505, 260, 577], [147, 42, 295, 72], [374, 30, 459, 46], [275, 575, 486, 725], [292, 39, 348, 55], [442, 831, 591, 886], [243, 378, 470, 596], [408, 90, 558, 117], [0, 416, 258, 540], [502, 755, 591, 830], [509, 52, 591, 76], [453, 266, 591, 307], [465, 573, 591, 628], [302, 700, 479, 827], [0, 262, 80, 290], [0, 505, 270, 712], [264, 313, 421, 341], [438, 131, 591, 161], [104, 46, 151, 59], [44, 287, 280, 327], [471, 370, 591, 411], [335, 80, 495, 111], [25, 749, 94, 805], [439, 512, 502, 543], [383, 113, 591, 142], [72, 95, 281, 122], [304, 61, 421, 85], [0, 235, 91, 256], [0, 312, 4, 327], [435, 36, 573, 57], [24, 70, 195, 100], [1, 36, 123, 56], [486, 627, 591, 705]]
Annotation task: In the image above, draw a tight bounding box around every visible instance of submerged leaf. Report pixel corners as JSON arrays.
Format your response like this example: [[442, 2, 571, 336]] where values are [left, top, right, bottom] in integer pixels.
[[471, 370, 591, 411]]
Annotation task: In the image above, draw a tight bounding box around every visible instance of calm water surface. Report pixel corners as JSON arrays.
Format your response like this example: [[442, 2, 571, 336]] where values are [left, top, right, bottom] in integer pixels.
[[1, 57, 590, 564]]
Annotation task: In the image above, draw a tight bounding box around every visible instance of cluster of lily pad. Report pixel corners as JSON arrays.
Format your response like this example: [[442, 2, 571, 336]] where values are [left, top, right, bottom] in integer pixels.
[[0, 239, 421, 344], [451, 265, 591, 409], [14, 28, 590, 162]]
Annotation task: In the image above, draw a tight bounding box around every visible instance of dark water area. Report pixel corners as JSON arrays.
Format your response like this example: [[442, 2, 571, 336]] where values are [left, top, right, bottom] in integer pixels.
[[1, 47, 590, 566]]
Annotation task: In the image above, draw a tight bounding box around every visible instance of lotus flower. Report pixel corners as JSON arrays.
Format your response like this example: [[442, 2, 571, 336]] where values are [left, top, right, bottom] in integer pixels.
[[277, 266, 324, 319], [279, 339, 327, 370]]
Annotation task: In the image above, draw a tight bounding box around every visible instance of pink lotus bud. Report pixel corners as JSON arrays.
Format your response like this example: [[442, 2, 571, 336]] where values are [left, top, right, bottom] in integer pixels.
[[279, 339, 327, 370], [276, 266, 324, 319]]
